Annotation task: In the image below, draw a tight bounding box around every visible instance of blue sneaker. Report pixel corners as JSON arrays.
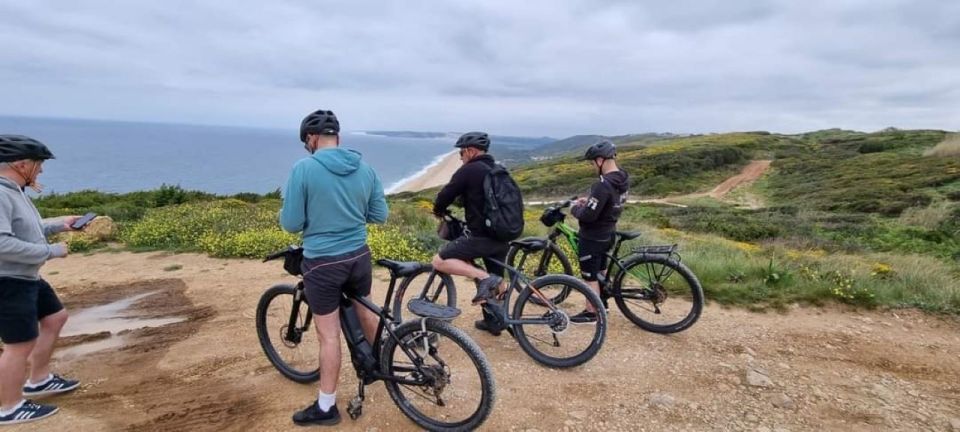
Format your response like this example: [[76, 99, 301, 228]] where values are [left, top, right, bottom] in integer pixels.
[[23, 374, 80, 397], [0, 400, 58, 425]]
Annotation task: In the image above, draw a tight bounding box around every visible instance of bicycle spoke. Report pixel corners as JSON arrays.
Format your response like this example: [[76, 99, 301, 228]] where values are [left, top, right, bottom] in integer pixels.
[[615, 256, 702, 332]]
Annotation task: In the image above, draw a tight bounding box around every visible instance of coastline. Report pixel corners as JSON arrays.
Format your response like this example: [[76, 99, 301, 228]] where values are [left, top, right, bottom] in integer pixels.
[[387, 150, 461, 194]]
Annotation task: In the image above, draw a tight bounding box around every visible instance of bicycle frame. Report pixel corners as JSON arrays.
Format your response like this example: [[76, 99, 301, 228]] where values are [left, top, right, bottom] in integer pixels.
[[486, 256, 570, 327], [288, 272, 437, 387], [533, 216, 679, 294]]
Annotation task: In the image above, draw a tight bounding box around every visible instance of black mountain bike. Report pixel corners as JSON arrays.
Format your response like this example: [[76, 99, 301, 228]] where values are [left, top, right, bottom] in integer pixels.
[[255, 247, 495, 431], [392, 216, 608, 369], [506, 199, 704, 334]]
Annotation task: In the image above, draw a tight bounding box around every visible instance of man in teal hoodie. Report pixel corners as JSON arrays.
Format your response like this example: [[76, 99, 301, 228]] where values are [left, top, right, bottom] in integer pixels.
[[280, 109, 388, 427]]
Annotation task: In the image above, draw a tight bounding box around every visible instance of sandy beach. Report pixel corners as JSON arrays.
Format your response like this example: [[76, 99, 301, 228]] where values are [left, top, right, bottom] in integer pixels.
[[389, 150, 461, 193]]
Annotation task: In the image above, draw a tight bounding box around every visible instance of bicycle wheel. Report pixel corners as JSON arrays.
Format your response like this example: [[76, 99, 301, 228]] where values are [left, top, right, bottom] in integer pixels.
[[381, 319, 495, 432], [392, 269, 457, 323], [511, 274, 607, 368], [255, 284, 320, 383], [614, 254, 704, 334], [505, 241, 573, 305]]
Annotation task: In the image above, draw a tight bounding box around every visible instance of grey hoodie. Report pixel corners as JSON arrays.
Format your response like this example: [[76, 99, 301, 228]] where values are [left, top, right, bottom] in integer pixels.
[[0, 176, 66, 280]]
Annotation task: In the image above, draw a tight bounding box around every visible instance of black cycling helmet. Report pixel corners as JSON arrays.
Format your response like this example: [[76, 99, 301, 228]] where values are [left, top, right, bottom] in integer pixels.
[[0, 135, 55, 163], [299, 109, 340, 143], [584, 139, 616, 160], [454, 132, 490, 151]]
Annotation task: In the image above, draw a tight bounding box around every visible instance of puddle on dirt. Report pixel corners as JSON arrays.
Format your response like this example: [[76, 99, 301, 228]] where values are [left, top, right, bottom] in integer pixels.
[[58, 291, 186, 358], [57, 336, 128, 360]]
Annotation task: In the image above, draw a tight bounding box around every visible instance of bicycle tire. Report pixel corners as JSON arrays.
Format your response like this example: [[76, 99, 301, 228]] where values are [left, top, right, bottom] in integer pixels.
[[381, 319, 496, 431], [505, 240, 573, 305], [255, 284, 320, 383], [613, 254, 704, 334], [511, 274, 607, 368], [391, 269, 457, 323]]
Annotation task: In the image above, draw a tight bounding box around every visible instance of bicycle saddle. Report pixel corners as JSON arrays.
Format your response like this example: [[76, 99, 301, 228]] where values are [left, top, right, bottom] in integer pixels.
[[407, 298, 461, 320], [616, 231, 641, 241], [376, 259, 424, 278], [509, 238, 548, 251]]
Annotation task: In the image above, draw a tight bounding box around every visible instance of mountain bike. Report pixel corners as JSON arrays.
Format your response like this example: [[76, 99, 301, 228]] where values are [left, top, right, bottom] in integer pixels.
[[255, 247, 495, 431], [391, 216, 608, 369], [505, 199, 704, 334]]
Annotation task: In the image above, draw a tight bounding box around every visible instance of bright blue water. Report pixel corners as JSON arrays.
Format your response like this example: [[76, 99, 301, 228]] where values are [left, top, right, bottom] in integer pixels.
[[0, 116, 455, 195]]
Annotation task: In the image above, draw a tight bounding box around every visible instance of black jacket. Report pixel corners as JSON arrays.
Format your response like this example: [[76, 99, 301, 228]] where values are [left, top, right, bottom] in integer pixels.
[[433, 154, 497, 238], [571, 170, 630, 241]]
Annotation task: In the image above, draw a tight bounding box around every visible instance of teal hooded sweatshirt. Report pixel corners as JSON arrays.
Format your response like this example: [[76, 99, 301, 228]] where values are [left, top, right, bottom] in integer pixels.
[[280, 148, 388, 258]]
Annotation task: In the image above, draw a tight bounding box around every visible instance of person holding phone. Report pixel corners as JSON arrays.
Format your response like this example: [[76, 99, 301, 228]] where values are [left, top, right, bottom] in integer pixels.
[[0, 135, 85, 425]]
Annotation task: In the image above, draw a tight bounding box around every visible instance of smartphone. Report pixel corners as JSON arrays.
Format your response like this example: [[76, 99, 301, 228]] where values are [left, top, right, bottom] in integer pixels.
[[71, 212, 97, 230]]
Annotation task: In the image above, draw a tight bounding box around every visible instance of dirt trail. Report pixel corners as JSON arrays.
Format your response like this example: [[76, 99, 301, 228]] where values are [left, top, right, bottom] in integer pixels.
[[634, 160, 773, 208], [9, 251, 960, 431]]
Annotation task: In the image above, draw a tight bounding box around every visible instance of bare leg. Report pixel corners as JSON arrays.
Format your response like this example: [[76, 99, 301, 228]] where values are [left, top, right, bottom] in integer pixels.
[[28, 310, 68, 382], [353, 298, 379, 344], [313, 310, 342, 395], [584, 281, 600, 313], [432, 255, 488, 280], [0, 340, 36, 410]]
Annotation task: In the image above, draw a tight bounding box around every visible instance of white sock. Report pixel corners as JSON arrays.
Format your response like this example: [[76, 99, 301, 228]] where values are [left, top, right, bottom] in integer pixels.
[[28, 374, 53, 387], [317, 391, 336, 412], [0, 400, 25, 416]]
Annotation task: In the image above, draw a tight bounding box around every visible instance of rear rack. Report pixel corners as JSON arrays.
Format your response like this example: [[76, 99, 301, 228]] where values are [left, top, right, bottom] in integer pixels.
[[631, 244, 678, 255]]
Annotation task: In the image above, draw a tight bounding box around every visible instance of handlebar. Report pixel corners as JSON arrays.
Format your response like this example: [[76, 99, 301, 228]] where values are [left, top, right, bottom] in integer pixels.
[[263, 245, 303, 262], [440, 210, 465, 224], [554, 195, 579, 210]]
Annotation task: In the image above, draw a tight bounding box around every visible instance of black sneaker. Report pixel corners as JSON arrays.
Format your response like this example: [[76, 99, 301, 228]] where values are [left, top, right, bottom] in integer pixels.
[[293, 400, 341, 426], [471, 275, 503, 304], [23, 374, 79, 397], [473, 319, 502, 336], [0, 400, 58, 425], [570, 310, 598, 323]]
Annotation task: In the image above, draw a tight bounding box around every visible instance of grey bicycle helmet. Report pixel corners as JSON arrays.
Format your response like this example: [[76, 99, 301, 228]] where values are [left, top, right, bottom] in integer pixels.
[[454, 132, 490, 151], [0, 135, 55, 162], [299, 109, 340, 143], [584, 139, 616, 160]]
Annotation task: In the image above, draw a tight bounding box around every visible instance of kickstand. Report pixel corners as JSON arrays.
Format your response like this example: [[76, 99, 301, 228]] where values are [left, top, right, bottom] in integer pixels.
[[348, 380, 365, 420]]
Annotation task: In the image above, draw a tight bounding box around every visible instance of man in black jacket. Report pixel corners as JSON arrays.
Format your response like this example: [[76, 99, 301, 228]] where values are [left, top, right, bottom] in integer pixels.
[[432, 132, 507, 335], [570, 140, 629, 322]]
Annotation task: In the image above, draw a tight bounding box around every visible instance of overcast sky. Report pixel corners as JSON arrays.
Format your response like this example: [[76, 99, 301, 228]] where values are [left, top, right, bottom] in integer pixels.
[[1, 0, 958, 137]]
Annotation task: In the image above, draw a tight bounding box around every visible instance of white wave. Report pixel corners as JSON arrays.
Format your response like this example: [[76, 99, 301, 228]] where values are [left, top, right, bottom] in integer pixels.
[[385, 150, 456, 194]]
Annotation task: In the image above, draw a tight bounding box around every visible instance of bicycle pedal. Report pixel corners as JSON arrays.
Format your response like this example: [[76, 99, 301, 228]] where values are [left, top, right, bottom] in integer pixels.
[[347, 397, 363, 420]]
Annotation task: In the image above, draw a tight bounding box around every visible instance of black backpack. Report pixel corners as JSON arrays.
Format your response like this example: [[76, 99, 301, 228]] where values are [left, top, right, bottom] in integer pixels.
[[482, 162, 524, 241]]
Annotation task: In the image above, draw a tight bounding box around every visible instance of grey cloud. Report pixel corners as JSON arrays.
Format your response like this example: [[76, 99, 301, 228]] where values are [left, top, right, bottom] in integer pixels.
[[0, 0, 958, 137]]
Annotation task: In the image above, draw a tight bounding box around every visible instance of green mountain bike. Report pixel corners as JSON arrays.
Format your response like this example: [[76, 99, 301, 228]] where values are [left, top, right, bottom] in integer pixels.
[[505, 199, 704, 334]]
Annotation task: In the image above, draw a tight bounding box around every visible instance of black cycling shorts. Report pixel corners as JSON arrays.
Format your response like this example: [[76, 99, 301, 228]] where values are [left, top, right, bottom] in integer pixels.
[[0, 277, 65, 344], [300, 246, 373, 316], [438, 235, 509, 279], [578, 237, 614, 281]]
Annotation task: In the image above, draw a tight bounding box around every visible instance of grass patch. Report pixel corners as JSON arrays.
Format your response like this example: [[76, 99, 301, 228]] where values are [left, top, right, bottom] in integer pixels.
[[163, 264, 183, 272], [628, 224, 960, 314]]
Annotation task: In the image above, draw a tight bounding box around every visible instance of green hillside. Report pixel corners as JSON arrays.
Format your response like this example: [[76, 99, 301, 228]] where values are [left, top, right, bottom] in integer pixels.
[[33, 128, 960, 314], [513, 132, 784, 198]]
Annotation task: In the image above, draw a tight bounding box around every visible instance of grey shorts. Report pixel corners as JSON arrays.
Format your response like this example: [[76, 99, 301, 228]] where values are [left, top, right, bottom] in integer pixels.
[[300, 246, 372, 316]]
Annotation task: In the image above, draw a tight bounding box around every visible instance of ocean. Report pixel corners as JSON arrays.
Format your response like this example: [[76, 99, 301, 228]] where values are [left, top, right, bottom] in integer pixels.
[[0, 116, 455, 195]]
